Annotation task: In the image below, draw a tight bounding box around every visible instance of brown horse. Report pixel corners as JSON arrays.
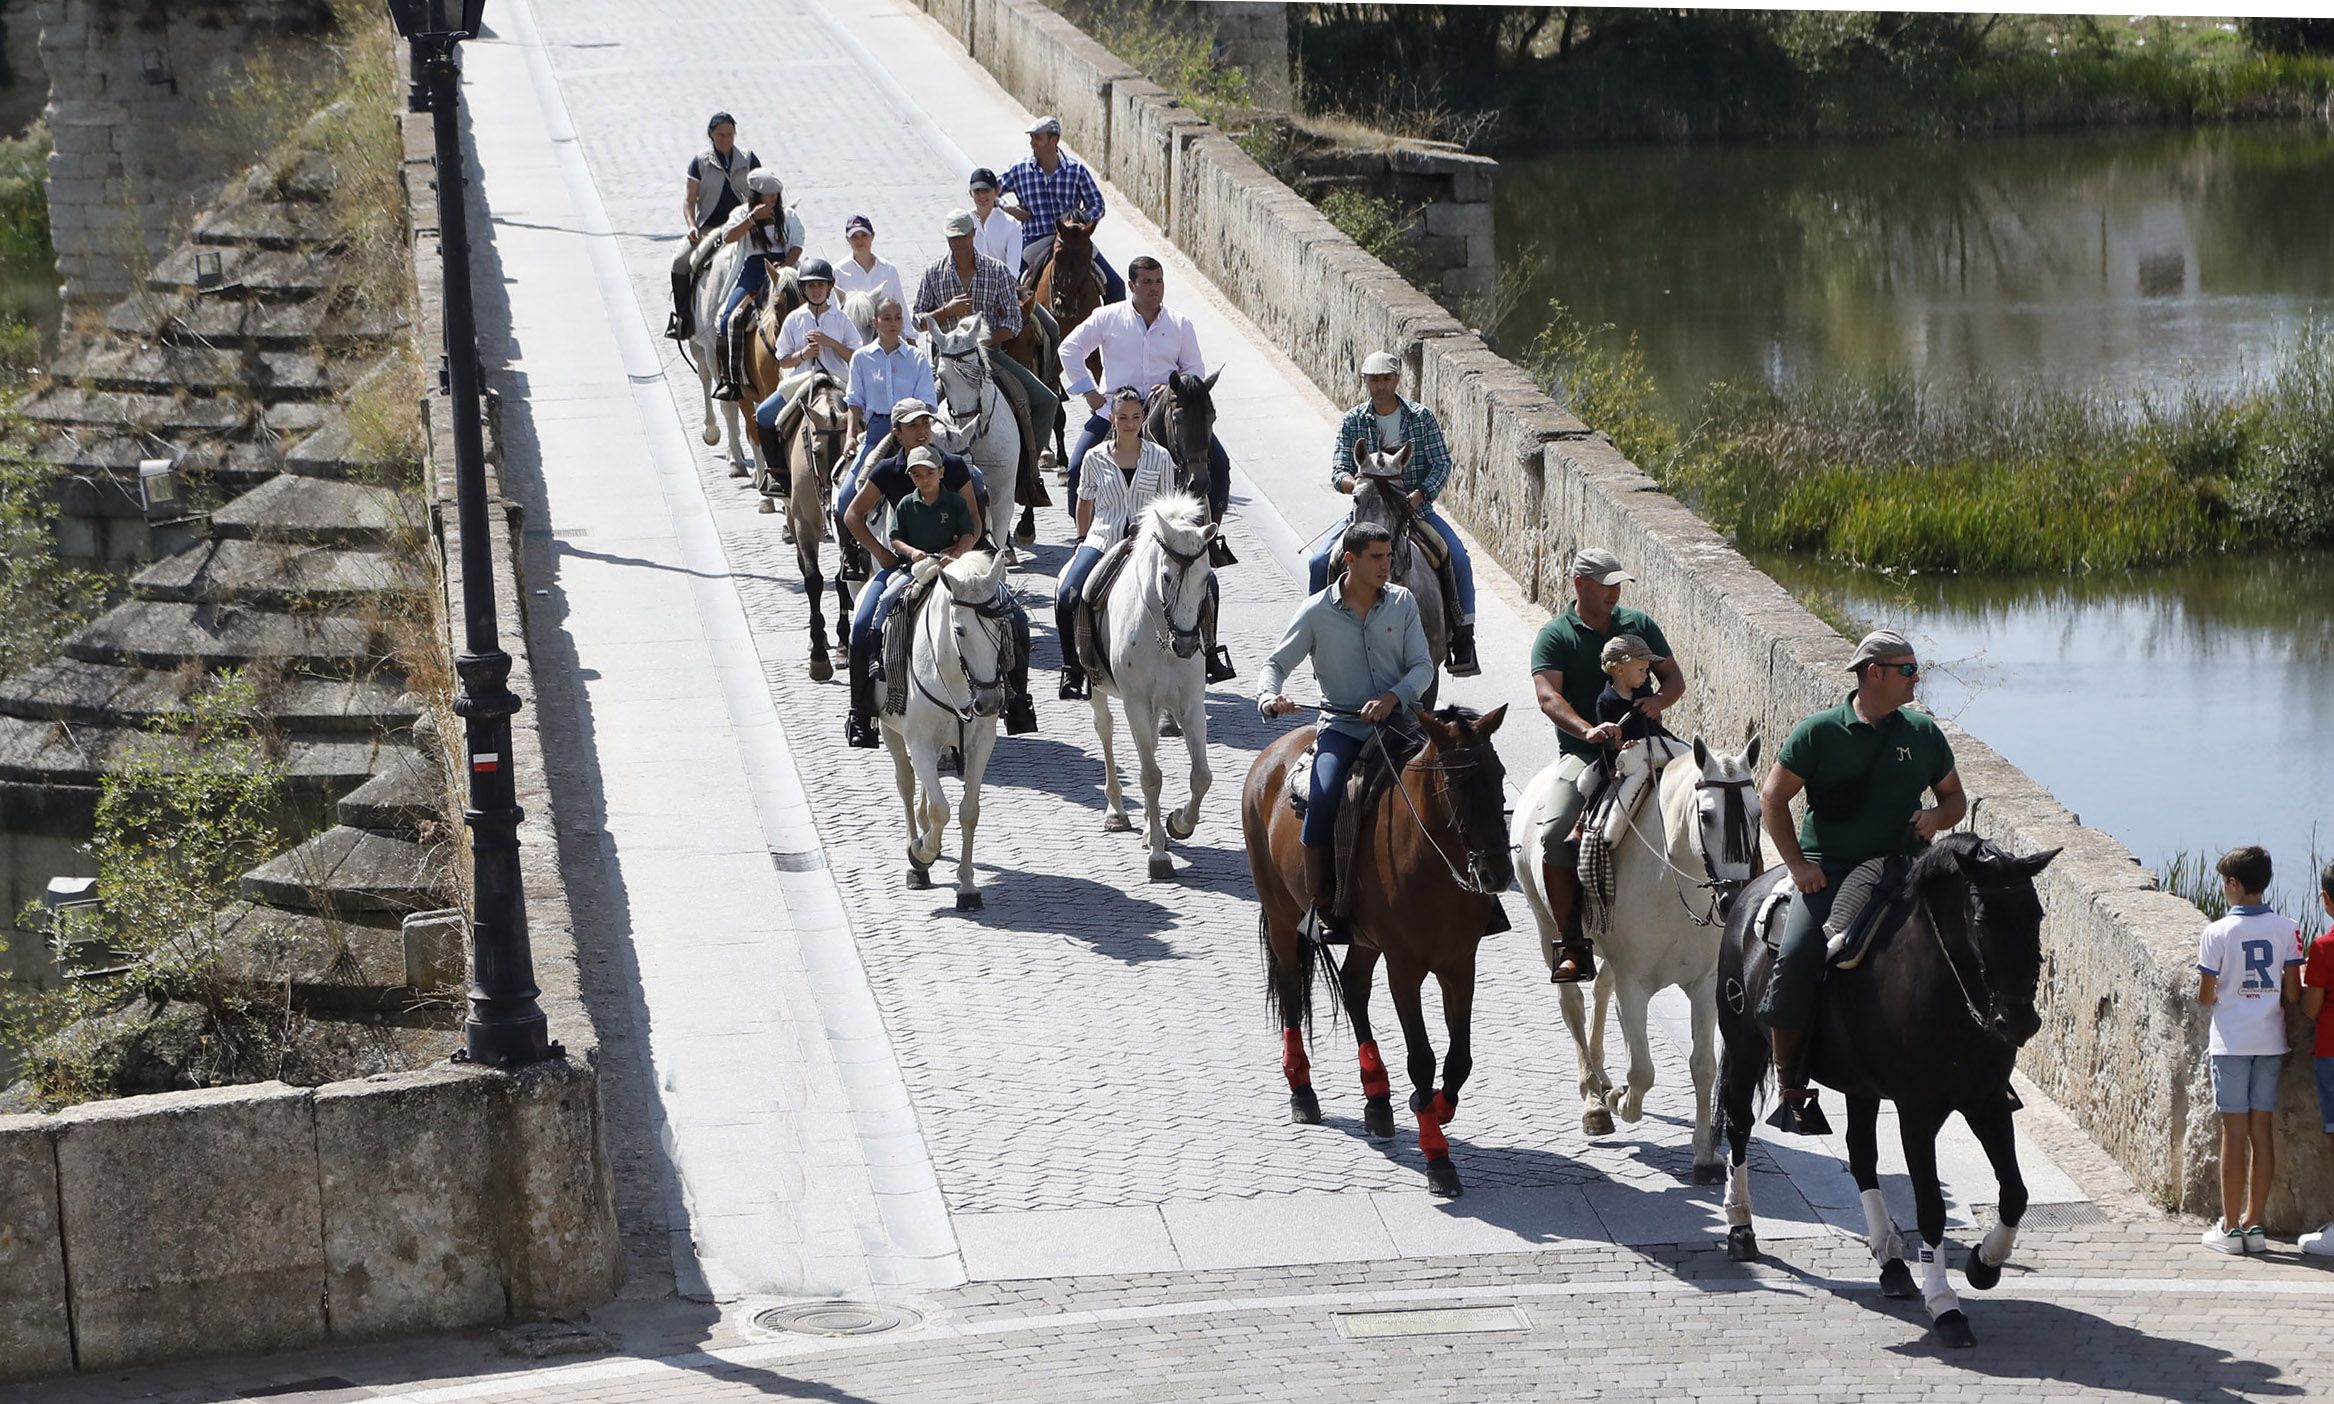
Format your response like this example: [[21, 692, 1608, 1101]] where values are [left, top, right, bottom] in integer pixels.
[[1034, 210, 1105, 384], [782, 371, 850, 681], [1241, 704, 1514, 1197]]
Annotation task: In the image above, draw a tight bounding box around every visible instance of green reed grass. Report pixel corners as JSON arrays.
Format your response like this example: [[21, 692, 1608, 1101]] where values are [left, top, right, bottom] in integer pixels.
[[2159, 845, 2332, 940]]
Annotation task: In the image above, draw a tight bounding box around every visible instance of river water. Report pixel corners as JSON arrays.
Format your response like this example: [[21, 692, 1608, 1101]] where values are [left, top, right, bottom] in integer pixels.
[[1499, 123, 2334, 894]]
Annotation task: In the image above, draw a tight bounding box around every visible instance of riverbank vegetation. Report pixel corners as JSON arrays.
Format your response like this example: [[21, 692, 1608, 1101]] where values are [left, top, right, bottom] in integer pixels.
[[1529, 307, 2334, 575], [1292, 10, 2334, 150]]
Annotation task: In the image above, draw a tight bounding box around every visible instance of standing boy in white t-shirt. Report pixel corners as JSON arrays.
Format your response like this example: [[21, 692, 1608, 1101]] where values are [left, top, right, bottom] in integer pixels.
[[2195, 844, 2304, 1254]]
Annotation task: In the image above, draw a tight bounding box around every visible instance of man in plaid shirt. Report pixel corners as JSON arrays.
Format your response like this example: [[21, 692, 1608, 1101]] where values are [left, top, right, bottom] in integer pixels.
[[912, 210, 1063, 505], [1001, 116, 1126, 304], [1302, 351, 1480, 675]]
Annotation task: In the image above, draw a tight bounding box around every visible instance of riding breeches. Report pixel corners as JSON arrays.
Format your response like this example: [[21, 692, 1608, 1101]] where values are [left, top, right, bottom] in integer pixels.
[[1533, 752, 1594, 870], [1068, 414, 1232, 519], [1757, 882, 1841, 1035], [1301, 728, 1367, 849], [718, 253, 771, 332], [1305, 509, 1476, 622]]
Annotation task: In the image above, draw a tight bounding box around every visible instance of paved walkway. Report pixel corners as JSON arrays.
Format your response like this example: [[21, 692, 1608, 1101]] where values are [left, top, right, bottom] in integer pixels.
[[22, 0, 2329, 1399]]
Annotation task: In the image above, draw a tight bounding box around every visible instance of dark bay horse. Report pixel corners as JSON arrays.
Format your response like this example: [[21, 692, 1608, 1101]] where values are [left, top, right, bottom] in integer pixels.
[[1034, 209, 1105, 383], [1146, 370, 1234, 566], [1714, 831, 2060, 1348], [1242, 705, 1514, 1197]]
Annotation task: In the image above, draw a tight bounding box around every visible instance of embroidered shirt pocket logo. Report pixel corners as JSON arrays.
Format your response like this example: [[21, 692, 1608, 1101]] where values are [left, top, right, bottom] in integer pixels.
[[1895, 746, 1913, 762]]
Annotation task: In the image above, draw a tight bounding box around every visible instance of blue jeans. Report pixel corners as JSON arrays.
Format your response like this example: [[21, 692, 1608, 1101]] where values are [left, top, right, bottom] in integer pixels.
[[832, 414, 891, 544], [848, 562, 1031, 714], [1301, 728, 1366, 848], [2316, 1056, 2334, 1133], [1068, 414, 1233, 519], [1305, 508, 1475, 621], [718, 252, 770, 331]]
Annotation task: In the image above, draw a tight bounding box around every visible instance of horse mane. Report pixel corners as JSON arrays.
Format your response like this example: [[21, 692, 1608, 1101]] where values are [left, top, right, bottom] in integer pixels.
[[1144, 491, 1209, 546], [756, 266, 804, 342], [1430, 704, 1485, 742], [941, 549, 999, 593], [1909, 831, 1988, 889]]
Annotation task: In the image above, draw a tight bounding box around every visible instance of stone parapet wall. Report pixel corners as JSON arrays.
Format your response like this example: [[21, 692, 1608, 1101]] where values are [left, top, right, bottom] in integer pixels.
[[37, 0, 337, 304], [1298, 143, 1498, 305], [902, 0, 2316, 1228]]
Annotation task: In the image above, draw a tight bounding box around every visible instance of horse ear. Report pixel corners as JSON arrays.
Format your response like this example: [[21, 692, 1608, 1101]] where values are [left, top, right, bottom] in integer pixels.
[[1202, 368, 1221, 392], [1393, 442, 1412, 467], [1198, 520, 1219, 545], [1693, 736, 1710, 771], [1475, 703, 1508, 738], [1744, 734, 1761, 770], [1351, 438, 1369, 471], [2012, 847, 2062, 879]]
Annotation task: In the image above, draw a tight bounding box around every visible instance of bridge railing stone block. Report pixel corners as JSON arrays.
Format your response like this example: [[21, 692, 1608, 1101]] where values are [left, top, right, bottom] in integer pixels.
[[1108, 79, 1204, 233], [973, 0, 1130, 167], [0, 1116, 70, 1382]]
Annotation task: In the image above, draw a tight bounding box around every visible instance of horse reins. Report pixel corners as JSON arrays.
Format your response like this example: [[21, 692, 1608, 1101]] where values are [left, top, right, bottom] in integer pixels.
[[1921, 885, 2013, 1044], [1362, 723, 1501, 897], [1610, 751, 1760, 928], [1150, 533, 1210, 656]]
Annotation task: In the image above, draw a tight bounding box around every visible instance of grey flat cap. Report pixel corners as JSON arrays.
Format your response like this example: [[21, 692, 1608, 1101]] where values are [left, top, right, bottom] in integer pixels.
[[1570, 547, 1635, 585], [746, 169, 784, 196], [1846, 629, 1916, 671], [1028, 115, 1062, 136], [891, 397, 935, 424], [1360, 350, 1400, 376], [941, 208, 977, 237], [1600, 633, 1659, 668]]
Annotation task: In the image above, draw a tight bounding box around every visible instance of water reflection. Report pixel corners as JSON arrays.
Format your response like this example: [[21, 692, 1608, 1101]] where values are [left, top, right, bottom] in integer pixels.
[[1500, 125, 2334, 416], [1758, 551, 2334, 877]]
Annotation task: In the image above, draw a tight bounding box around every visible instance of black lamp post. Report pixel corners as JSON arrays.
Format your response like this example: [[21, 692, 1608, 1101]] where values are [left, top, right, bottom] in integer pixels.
[[388, 0, 554, 1068]]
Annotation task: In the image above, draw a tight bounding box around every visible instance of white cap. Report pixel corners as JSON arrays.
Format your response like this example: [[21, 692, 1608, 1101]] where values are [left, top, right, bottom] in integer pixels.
[[1360, 350, 1400, 377], [941, 208, 977, 237], [1027, 115, 1062, 136]]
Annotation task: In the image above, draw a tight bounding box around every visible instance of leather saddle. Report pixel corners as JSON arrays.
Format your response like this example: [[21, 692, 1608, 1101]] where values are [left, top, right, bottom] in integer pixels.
[[1071, 535, 1138, 684], [877, 572, 945, 716], [1284, 722, 1424, 919], [1750, 853, 1919, 971]]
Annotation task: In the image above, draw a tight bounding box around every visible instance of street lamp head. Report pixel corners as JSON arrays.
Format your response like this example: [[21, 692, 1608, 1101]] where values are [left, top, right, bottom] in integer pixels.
[[386, 0, 487, 40]]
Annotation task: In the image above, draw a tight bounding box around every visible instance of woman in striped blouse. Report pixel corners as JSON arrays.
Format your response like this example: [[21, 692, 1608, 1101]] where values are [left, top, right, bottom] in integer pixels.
[[1057, 388, 1175, 699]]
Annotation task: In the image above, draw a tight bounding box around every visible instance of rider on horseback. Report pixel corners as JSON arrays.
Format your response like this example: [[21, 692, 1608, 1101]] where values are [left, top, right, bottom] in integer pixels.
[[1000, 116, 1125, 304], [967, 168, 1023, 281], [1305, 352, 1480, 677], [707, 170, 804, 403], [667, 111, 761, 341], [833, 214, 906, 313], [1257, 521, 1436, 946], [1056, 258, 1234, 530], [842, 400, 1039, 748], [839, 297, 935, 513], [912, 210, 1063, 490], [1757, 630, 1966, 1134], [1527, 548, 1684, 983], [753, 258, 861, 498]]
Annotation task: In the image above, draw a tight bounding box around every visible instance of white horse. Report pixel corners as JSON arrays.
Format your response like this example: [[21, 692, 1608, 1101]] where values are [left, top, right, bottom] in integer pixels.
[[689, 239, 753, 475], [924, 318, 1022, 566], [1513, 735, 1763, 1185], [842, 289, 878, 345], [884, 549, 1014, 910], [1087, 494, 1217, 880]]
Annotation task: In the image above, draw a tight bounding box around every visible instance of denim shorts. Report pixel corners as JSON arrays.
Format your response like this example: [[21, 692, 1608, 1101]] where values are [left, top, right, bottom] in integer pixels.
[[2316, 1057, 2334, 1133], [2211, 1053, 2286, 1115]]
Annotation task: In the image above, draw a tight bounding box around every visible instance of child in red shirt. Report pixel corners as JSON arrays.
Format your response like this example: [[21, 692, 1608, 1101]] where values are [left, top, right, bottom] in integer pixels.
[[2302, 862, 2334, 1257]]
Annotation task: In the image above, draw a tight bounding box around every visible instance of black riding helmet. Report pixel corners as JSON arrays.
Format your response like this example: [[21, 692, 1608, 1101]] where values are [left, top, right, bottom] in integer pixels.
[[798, 257, 836, 284]]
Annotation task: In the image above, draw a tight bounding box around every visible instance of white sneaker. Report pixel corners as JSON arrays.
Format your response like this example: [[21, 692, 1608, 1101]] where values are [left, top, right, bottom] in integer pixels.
[[2300, 1222, 2334, 1257], [2243, 1225, 2268, 1254], [2202, 1224, 2247, 1255]]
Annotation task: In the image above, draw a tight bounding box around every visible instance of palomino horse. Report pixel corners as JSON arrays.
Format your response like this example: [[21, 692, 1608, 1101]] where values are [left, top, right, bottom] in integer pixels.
[[1513, 736, 1761, 1186], [1715, 831, 2060, 1348], [779, 371, 850, 681], [1345, 443, 1446, 707], [1242, 705, 1514, 1197], [692, 254, 802, 477], [924, 317, 1022, 564], [1034, 208, 1105, 382], [883, 550, 1016, 910], [1086, 494, 1217, 880]]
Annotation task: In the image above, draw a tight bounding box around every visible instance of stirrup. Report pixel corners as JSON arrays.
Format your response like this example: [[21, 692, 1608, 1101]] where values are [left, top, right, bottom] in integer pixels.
[[1058, 671, 1089, 702], [1301, 904, 1350, 948], [1208, 536, 1237, 568], [712, 380, 740, 402], [1204, 645, 1236, 684], [1004, 696, 1040, 736], [844, 712, 881, 750], [1549, 942, 1596, 984], [1767, 1088, 1832, 1136], [665, 310, 689, 341]]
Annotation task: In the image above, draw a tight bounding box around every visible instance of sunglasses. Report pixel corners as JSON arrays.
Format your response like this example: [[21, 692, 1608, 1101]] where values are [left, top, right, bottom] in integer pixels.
[[1881, 661, 1921, 678]]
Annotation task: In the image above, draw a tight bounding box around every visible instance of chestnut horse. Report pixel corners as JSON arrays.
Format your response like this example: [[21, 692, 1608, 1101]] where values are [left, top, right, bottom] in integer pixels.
[[1241, 705, 1514, 1197], [1034, 209, 1105, 383]]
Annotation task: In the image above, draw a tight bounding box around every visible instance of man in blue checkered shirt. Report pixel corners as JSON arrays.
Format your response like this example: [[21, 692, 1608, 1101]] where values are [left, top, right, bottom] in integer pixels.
[[1303, 351, 1480, 675], [1000, 116, 1126, 304]]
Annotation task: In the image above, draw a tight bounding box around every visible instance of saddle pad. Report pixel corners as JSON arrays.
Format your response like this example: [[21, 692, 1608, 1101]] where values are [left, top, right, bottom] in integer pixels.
[[878, 575, 942, 716], [1753, 883, 1792, 953], [1284, 741, 1316, 817], [1826, 855, 1916, 971], [1074, 537, 1137, 682]]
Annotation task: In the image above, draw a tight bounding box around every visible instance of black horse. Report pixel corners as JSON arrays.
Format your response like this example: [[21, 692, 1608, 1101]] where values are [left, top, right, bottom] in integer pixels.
[[1713, 831, 2060, 1349], [1146, 371, 1234, 566]]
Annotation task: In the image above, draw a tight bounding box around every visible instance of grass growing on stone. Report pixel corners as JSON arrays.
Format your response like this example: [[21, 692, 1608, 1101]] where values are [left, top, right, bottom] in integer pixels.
[[1527, 303, 2334, 576], [2157, 846, 2331, 940]]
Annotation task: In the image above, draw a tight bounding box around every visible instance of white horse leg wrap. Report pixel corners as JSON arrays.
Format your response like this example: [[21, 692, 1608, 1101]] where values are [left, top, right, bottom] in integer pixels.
[[1724, 1163, 1753, 1227], [1918, 1241, 1958, 1320], [1978, 1221, 2017, 1269], [1859, 1188, 1900, 1265]]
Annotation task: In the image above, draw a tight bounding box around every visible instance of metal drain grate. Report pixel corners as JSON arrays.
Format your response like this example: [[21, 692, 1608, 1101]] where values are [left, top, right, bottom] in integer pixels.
[[752, 1300, 923, 1338]]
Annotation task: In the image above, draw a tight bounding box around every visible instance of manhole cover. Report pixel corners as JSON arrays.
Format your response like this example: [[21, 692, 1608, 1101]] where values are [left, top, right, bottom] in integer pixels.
[[752, 1300, 923, 1337]]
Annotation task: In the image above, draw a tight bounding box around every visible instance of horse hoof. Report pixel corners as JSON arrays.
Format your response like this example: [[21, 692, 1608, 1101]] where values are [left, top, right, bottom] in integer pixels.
[[1148, 855, 1175, 882], [1015, 518, 1036, 546], [1963, 1252, 2002, 1292], [1724, 1224, 1759, 1263], [1930, 1310, 1977, 1350], [703, 427, 722, 447], [905, 867, 931, 890], [1582, 1107, 1615, 1137], [1618, 1094, 1646, 1124], [956, 890, 984, 911], [1424, 1158, 1463, 1198], [728, 462, 751, 478], [1165, 812, 1196, 842], [1692, 1160, 1727, 1187], [809, 656, 834, 683], [1879, 1258, 1917, 1299], [758, 498, 777, 515], [1363, 1095, 1395, 1139], [1289, 1087, 1322, 1125], [1102, 813, 1134, 833]]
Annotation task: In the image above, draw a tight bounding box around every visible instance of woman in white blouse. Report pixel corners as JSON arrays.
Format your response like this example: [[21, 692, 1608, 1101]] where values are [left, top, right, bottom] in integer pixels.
[[1057, 388, 1174, 699], [968, 168, 1023, 281]]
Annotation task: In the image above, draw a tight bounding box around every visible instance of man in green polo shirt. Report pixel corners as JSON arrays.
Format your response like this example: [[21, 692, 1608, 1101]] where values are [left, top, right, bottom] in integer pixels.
[[1758, 629, 1966, 1133], [1527, 547, 1684, 982]]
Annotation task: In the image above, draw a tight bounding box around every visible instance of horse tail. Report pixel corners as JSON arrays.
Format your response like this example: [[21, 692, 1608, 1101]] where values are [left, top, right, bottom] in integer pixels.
[[1259, 907, 1336, 1040]]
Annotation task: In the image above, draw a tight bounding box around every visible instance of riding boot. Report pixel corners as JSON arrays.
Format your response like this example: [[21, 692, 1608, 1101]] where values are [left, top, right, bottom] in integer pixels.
[[1544, 859, 1595, 983], [712, 332, 740, 400], [668, 270, 695, 341], [1301, 845, 1350, 947], [1201, 596, 1236, 683], [755, 421, 791, 497], [1765, 1027, 1832, 1135], [1058, 663, 1088, 701], [1208, 533, 1238, 569], [1004, 695, 1039, 735], [1447, 623, 1482, 677]]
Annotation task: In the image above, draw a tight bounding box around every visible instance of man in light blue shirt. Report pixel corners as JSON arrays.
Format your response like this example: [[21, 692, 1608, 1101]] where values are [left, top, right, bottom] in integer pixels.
[[1258, 520, 1436, 944], [838, 296, 935, 518]]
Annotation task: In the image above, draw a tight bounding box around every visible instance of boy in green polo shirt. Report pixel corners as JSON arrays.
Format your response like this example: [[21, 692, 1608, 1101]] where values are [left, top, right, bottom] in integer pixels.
[[889, 446, 977, 564], [1756, 629, 1966, 1133]]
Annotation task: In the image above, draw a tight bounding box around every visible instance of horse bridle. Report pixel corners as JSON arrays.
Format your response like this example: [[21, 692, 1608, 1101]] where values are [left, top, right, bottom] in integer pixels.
[[1355, 470, 1417, 575], [913, 584, 1016, 723], [1919, 881, 2015, 1045], [1370, 726, 1503, 896], [1151, 388, 1212, 500], [1150, 533, 1210, 656], [1612, 760, 1763, 928], [928, 336, 995, 445]]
